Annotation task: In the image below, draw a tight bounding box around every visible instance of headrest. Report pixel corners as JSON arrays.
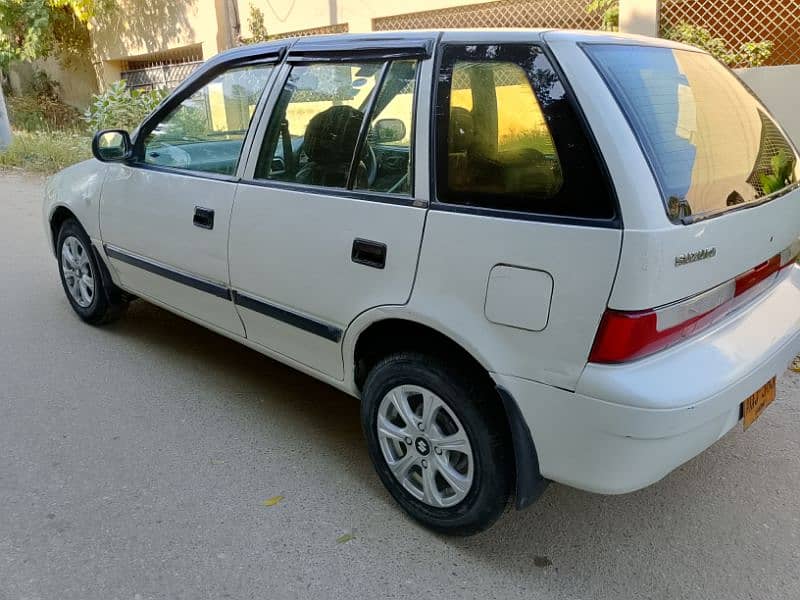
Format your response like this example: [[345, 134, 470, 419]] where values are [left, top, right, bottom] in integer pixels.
[[303, 105, 364, 165], [448, 106, 474, 154]]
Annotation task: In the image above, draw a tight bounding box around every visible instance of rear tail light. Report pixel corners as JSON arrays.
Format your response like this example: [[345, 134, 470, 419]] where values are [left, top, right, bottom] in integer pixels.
[[589, 240, 799, 364]]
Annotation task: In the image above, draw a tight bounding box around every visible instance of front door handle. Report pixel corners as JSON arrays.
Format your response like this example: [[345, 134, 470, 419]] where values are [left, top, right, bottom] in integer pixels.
[[193, 206, 214, 230], [351, 238, 387, 269]]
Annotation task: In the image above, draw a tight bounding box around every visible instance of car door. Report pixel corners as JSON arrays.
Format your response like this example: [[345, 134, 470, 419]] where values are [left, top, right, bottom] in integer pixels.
[[228, 37, 435, 379], [99, 53, 281, 335]]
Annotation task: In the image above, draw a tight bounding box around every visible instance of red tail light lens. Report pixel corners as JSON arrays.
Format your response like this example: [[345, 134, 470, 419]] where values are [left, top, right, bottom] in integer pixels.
[[590, 242, 797, 364], [735, 256, 781, 296]]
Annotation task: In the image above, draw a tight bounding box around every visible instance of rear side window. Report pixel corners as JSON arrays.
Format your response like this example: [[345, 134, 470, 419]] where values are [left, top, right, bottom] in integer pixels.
[[435, 44, 615, 221], [585, 44, 799, 222]]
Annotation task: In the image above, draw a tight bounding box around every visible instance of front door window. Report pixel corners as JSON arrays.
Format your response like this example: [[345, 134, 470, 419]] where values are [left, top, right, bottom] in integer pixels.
[[141, 64, 274, 175]]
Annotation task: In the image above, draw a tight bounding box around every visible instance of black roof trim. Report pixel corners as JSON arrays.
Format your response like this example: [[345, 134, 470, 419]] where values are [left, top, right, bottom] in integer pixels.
[[287, 36, 434, 62]]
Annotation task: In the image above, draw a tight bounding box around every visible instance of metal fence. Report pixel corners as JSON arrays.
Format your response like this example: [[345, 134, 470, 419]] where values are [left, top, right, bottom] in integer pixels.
[[269, 23, 349, 40], [121, 61, 203, 91], [660, 0, 800, 66], [373, 0, 603, 31]]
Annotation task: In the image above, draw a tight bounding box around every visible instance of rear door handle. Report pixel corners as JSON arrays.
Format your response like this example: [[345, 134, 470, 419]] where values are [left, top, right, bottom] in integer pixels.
[[351, 238, 387, 269], [193, 206, 214, 230]]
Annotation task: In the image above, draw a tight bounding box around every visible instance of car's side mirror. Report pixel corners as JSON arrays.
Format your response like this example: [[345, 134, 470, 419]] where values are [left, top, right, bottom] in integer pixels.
[[92, 129, 133, 163], [373, 118, 406, 143]]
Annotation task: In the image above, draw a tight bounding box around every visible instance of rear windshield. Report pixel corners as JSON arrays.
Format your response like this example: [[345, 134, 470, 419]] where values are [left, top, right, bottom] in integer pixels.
[[585, 44, 798, 222]]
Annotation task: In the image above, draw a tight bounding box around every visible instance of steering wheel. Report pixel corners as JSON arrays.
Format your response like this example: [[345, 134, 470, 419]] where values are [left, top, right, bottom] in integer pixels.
[[293, 141, 378, 187], [363, 142, 378, 188]]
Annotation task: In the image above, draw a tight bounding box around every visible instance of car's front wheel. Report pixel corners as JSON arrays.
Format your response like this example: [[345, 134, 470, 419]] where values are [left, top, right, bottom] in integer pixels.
[[361, 352, 512, 535], [56, 219, 127, 325]]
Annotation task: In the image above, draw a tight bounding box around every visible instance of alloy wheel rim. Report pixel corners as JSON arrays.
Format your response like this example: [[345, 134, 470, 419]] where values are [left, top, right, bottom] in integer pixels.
[[61, 236, 95, 308], [376, 385, 474, 508]]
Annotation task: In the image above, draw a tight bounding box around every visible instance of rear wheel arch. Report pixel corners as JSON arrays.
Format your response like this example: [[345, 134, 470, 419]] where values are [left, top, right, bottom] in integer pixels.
[[352, 318, 493, 393], [351, 317, 550, 509]]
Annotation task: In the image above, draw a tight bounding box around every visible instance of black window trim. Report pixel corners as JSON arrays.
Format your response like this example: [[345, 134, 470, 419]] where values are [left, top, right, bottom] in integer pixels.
[[429, 41, 622, 229], [236, 177, 423, 208], [127, 48, 287, 178], [580, 41, 800, 225], [287, 36, 434, 63], [241, 51, 426, 206]]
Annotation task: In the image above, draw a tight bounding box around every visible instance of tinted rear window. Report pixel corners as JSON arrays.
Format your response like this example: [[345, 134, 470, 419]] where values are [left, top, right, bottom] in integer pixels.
[[585, 44, 798, 222]]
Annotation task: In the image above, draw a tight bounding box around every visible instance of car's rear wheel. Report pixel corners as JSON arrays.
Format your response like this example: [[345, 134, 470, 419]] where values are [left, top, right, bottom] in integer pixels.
[[361, 352, 512, 535], [57, 219, 127, 325]]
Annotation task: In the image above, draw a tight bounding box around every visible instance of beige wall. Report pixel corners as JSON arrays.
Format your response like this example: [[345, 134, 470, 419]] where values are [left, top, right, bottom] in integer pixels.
[[8, 54, 99, 110], [91, 0, 233, 88], [737, 65, 800, 147], [618, 0, 659, 37]]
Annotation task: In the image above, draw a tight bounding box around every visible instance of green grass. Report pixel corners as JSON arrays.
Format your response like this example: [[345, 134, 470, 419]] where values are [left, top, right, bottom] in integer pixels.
[[0, 130, 92, 174]]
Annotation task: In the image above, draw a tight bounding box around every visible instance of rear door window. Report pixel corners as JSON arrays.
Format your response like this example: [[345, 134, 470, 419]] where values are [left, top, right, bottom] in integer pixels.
[[585, 44, 799, 222], [435, 44, 616, 221], [254, 59, 418, 196]]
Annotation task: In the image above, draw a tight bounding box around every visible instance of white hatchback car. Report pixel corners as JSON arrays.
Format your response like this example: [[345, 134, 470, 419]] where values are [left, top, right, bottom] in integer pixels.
[[44, 30, 800, 535]]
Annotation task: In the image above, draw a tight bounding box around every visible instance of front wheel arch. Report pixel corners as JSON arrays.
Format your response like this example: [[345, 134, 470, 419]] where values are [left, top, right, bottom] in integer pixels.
[[49, 206, 79, 254]]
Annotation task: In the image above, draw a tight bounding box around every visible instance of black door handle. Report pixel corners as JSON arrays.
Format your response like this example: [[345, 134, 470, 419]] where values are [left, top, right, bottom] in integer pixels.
[[193, 206, 214, 230], [352, 238, 387, 269]]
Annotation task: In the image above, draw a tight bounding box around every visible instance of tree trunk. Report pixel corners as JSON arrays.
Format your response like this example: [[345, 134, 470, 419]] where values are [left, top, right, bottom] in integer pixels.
[[0, 80, 12, 151]]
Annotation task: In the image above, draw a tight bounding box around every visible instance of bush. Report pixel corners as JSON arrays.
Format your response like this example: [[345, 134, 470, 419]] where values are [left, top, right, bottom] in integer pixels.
[[0, 129, 91, 173], [6, 93, 84, 132], [664, 23, 773, 68], [84, 80, 167, 132], [5, 69, 84, 132]]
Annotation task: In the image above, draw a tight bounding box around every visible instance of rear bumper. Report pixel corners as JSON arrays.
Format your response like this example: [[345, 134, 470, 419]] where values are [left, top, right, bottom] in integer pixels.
[[494, 265, 800, 495]]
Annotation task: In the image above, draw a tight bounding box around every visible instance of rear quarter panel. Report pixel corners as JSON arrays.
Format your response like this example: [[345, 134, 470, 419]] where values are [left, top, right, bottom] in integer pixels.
[[407, 211, 621, 389]]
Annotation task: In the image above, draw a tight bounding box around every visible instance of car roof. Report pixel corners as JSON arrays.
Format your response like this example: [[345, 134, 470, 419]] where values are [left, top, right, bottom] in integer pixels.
[[212, 28, 701, 63]]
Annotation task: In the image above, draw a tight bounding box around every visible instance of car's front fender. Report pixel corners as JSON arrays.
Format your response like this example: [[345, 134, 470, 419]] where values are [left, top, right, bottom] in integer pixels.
[[43, 159, 109, 255]]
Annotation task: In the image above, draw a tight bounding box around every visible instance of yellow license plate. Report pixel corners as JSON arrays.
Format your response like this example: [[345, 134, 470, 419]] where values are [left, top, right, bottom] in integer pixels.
[[743, 377, 776, 431]]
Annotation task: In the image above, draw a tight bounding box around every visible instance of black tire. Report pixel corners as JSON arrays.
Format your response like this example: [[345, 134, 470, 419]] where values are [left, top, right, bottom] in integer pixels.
[[56, 218, 127, 325], [361, 352, 512, 535]]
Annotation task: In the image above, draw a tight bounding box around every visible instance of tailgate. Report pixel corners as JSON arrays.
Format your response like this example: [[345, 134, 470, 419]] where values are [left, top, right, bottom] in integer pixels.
[[582, 42, 800, 310]]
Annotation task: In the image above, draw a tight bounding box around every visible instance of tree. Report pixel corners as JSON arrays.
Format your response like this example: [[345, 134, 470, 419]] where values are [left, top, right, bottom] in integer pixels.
[[0, 0, 114, 68], [0, 0, 114, 147], [246, 4, 269, 44]]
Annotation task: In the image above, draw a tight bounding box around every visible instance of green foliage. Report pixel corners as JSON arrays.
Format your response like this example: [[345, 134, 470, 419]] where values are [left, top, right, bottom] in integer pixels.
[[84, 80, 167, 132], [586, 0, 618, 31], [0, 0, 114, 68], [664, 23, 773, 68], [164, 101, 209, 140], [0, 129, 91, 172], [247, 4, 269, 43], [735, 41, 774, 68], [759, 151, 795, 195]]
